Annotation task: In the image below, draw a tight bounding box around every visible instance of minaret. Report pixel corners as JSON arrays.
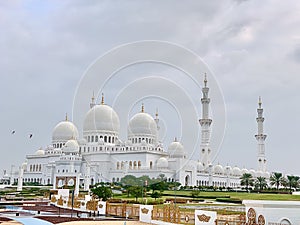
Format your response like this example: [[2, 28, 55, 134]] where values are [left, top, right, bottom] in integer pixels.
[[255, 96, 267, 172], [199, 74, 213, 168]]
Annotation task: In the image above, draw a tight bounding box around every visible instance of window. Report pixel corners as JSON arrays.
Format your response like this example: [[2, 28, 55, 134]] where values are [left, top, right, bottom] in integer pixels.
[[95, 136, 98, 142], [150, 161, 153, 169], [104, 136, 107, 142]]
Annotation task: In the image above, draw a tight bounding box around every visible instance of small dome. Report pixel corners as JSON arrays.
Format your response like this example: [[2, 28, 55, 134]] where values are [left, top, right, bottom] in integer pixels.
[[232, 167, 242, 177], [241, 168, 249, 174], [52, 119, 79, 142], [35, 148, 45, 155], [157, 157, 168, 168], [168, 139, 185, 158], [83, 104, 120, 134], [214, 164, 224, 175], [128, 111, 157, 138], [63, 139, 79, 153], [249, 169, 256, 177], [197, 161, 204, 172]]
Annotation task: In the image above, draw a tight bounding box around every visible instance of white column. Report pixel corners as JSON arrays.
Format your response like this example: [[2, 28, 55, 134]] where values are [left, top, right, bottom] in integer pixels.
[[17, 166, 24, 191], [84, 165, 91, 191]]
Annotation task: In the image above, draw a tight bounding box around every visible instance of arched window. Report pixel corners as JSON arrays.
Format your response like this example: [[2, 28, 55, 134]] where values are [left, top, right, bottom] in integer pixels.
[[91, 136, 94, 142], [150, 161, 153, 169], [138, 161, 141, 169], [121, 161, 124, 169], [139, 138, 141, 143], [117, 162, 120, 170], [33, 165, 35, 172], [129, 161, 132, 169], [30, 165, 32, 172], [39, 164, 41, 171], [104, 136, 107, 142]]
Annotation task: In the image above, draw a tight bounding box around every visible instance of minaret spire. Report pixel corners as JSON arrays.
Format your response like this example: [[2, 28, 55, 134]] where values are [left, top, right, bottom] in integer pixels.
[[199, 73, 212, 168], [255, 96, 267, 172], [90, 91, 96, 108], [155, 108, 160, 130]]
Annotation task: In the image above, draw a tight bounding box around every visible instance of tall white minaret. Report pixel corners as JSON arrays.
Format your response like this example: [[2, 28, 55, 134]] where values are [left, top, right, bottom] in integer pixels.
[[199, 74, 213, 168], [255, 96, 267, 172]]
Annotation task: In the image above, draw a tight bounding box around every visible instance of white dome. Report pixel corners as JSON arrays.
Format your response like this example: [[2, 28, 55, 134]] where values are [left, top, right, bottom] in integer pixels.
[[157, 157, 168, 168], [241, 168, 249, 174], [249, 169, 256, 177], [168, 140, 185, 158], [128, 112, 157, 138], [83, 104, 120, 134], [35, 148, 45, 155], [52, 120, 79, 142], [63, 139, 79, 153], [197, 161, 204, 172], [232, 167, 242, 176], [214, 164, 224, 175]]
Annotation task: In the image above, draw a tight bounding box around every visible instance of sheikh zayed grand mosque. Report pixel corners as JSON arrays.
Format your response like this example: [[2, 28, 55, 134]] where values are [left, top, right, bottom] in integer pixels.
[[10, 76, 269, 194]]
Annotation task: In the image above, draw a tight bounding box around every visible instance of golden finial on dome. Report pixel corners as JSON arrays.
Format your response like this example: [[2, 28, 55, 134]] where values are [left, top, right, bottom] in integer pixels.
[[204, 73, 207, 87], [141, 103, 144, 113], [65, 113, 68, 121], [91, 91, 95, 104], [155, 108, 158, 118], [101, 93, 104, 105]]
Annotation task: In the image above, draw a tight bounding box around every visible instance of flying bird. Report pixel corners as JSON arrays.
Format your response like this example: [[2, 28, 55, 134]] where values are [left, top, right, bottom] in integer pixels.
[[29, 134, 33, 139], [11, 130, 15, 134]]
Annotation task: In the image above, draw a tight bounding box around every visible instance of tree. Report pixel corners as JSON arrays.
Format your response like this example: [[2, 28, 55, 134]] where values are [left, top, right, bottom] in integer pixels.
[[255, 176, 268, 192], [128, 186, 143, 202], [91, 183, 112, 201], [270, 172, 285, 190], [240, 173, 254, 192], [151, 191, 162, 200], [149, 181, 168, 194], [286, 175, 300, 194]]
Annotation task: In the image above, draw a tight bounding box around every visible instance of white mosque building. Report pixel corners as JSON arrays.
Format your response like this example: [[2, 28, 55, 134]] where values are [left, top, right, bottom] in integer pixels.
[[13, 77, 270, 194]]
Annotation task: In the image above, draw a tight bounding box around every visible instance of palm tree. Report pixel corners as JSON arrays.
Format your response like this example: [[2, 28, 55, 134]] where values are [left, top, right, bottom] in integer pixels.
[[286, 175, 300, 194], [270, 172, 285, 190], [240, 173, 254, 192], [255, 176, 268, 192]]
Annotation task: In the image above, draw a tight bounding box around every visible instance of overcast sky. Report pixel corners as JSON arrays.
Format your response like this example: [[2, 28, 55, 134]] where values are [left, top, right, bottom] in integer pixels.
[[1, 0, 300, 176]]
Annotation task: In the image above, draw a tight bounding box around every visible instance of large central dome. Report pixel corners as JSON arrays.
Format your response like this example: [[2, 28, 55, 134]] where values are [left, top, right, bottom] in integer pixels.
[[83, 104, 120, 134]]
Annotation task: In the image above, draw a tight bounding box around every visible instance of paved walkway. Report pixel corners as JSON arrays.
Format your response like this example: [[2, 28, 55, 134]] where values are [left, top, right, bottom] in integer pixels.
[[2, 217, 54, 225]]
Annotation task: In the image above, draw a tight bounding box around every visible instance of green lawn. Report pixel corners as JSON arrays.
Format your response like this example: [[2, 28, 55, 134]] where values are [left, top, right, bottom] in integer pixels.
[[163, 190, 300, 201]]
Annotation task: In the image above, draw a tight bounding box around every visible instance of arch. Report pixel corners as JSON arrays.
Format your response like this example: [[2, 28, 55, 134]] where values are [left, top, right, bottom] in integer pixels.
[[117, 162, 120, 170], [185, 175, 190, 186], [91, 136, 94, 142], [104, 136, 107, 142], [138, 161, 141, 169], [95, 136, 98, 142], [129, 161, 132, 169], [108, 136, 111, 143], [30, 165, 32, 172], [150, 161, 153, 169], [91, 178, 94, 186]]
